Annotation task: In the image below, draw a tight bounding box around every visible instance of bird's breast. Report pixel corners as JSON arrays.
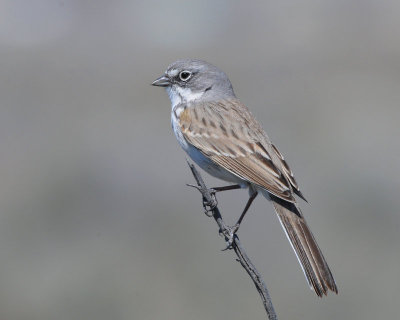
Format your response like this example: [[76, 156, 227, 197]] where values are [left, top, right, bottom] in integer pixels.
[[171, 105, 190, 152], [171, 105, 245, 184]]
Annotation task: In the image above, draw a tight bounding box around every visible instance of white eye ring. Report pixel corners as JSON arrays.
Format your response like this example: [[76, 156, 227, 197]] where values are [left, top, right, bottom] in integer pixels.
[[179, 71, 192, 81]]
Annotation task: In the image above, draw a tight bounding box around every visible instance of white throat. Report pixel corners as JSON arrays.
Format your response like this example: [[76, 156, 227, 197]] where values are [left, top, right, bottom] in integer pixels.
[[166, 85, 204, 109]]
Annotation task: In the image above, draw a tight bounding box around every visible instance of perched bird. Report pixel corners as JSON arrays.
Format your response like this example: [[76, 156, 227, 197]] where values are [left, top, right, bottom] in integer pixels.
[[152, 59, 337, 297]]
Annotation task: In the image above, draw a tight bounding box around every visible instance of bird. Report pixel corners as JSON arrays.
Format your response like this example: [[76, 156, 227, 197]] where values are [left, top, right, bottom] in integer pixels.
[[152, 59, 337, 297]]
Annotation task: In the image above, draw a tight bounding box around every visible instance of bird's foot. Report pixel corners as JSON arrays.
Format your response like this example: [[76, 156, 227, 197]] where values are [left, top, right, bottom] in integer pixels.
[[202, 193, 218, 217], [219, 223, 240, 250], [186, 184, 218, 217]]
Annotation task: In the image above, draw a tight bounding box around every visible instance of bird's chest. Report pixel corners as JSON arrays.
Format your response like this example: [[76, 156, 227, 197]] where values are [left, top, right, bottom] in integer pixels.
[[171, 105, 239, 182], [171, 105, 190, 152], [171, 106, 211, 167]]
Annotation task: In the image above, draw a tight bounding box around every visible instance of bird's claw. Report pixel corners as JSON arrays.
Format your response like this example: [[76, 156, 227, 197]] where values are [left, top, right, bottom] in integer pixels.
[[220, 223, 240, 250], [202, 193, 218, 217], [187, 184, 218, 216]]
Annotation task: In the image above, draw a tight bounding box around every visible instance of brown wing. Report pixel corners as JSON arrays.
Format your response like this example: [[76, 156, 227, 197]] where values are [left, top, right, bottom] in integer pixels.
[[179, 98, 301, 202], [270, 142, 307, 201]]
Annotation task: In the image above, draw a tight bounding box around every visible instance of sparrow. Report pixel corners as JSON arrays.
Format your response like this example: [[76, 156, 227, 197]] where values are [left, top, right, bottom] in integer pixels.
[[152, 59, 337, 297]]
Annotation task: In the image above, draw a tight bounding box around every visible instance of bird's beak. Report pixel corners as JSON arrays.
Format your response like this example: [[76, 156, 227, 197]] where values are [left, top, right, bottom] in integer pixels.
[[151, 75, 170, 87]]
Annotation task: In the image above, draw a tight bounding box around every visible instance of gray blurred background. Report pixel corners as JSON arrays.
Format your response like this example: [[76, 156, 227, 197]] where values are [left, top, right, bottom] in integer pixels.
[[1, 1, 399, 319]]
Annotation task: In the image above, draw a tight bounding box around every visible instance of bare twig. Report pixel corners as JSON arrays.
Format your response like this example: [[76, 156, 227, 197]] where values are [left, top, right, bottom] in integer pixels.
[[187, 161, 278, 320]]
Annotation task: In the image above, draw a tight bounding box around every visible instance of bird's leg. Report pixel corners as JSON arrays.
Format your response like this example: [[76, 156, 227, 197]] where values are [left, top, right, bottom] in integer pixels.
[[232, 190, 258, 233], [211, 184, 242, 192], [221, 190, 258, 250]]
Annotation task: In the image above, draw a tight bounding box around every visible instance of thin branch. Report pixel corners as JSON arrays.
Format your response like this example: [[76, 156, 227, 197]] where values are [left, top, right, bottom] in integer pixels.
[[187, 161, 278, 320]]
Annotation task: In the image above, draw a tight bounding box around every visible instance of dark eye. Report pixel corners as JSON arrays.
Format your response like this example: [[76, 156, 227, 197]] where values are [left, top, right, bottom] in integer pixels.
[[179, 71, 192, 81]]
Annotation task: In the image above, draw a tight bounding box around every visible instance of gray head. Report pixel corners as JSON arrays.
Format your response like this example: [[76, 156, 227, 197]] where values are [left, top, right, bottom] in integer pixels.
[[152, 59, 235, 107]]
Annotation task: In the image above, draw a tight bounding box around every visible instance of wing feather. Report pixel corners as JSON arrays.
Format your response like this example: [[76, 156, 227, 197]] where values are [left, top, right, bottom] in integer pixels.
[[179, 99, 302, 202]]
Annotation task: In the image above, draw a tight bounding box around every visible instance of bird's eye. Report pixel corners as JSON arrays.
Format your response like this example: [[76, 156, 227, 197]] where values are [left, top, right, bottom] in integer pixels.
[[179, 71, 192, 81]]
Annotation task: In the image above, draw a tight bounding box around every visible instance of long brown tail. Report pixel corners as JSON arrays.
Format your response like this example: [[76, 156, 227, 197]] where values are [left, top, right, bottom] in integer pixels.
[[270, 195, 338, 297]]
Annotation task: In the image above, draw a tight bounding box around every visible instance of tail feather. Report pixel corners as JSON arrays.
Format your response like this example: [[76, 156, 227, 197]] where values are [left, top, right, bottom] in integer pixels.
[[269, 195, 338, 297]]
